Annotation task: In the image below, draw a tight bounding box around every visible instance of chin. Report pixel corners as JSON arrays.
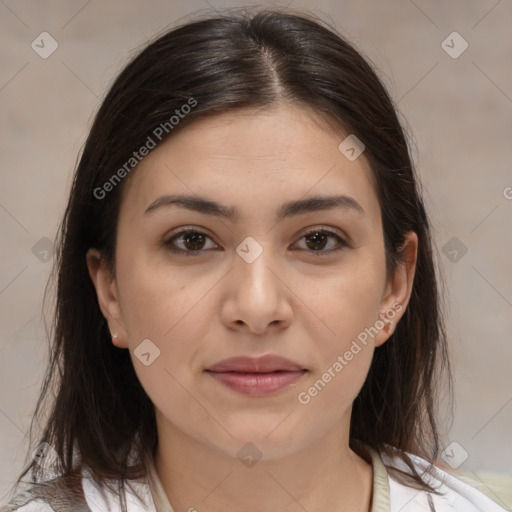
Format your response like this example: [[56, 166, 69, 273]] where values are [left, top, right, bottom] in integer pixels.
[[209, 423, 312, 462]]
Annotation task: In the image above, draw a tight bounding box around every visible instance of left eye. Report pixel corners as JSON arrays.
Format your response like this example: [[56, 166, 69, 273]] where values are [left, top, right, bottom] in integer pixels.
[[163, 228, 348, 256], [293, 229, 349, 255]]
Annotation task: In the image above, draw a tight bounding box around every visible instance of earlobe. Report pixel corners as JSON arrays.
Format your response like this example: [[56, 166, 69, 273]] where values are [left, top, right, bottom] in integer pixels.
[[374, 298, 400, 347], [374, 231, 418, 347], [85, 248, 128, 348], [110, 331, 123, 348]]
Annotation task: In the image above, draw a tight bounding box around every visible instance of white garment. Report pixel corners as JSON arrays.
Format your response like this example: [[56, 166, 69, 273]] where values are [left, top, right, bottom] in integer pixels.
[[5, 446, 508, 511]]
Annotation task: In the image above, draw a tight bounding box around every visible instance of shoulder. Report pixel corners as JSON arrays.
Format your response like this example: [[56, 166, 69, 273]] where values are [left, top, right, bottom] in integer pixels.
[[0, 496, 55, 512], [0, 477, 83, 512], [80, 467, 156, 512], [380, 449, 509, 512], [1, 467, 155, 512]]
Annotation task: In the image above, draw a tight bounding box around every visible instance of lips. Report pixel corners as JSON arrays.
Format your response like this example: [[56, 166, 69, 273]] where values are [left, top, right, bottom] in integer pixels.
[[204, 355, 307, 396], [206, 354, 305, 373]]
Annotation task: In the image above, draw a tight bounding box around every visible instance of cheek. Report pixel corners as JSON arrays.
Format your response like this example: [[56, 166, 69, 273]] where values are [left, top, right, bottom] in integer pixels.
[[292, 251, 384, 400], [118, 267, 212, 421], [114, 255, 218, 403], [116, 247, 213, 341], [297, 346, 373, 417], [294, 280, 379, 415], [296, 251, 385, 346]]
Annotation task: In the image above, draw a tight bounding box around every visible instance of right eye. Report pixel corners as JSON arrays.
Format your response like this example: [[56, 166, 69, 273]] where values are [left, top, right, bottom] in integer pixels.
[[163, 229, 220, 255]]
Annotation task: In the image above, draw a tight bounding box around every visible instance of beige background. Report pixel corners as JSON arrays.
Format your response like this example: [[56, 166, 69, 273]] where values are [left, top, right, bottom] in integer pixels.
[[1, 0, 511, 506]]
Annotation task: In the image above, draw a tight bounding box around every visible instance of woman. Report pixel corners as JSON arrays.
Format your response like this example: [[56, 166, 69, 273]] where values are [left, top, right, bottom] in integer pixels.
[[1, 7, 506, 512]]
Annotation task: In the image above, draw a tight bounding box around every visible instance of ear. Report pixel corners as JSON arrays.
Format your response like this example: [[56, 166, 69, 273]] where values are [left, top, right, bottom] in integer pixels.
[[374, 231, 418, 347], [86, 248, 129, 348]]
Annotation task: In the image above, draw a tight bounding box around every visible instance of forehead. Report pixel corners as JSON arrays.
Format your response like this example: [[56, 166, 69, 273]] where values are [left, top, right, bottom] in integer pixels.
[[119, 104, 381, 225]]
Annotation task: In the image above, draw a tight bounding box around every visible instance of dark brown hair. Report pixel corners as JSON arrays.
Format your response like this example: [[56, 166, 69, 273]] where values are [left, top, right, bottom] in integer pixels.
[[7, 6, 453, 509]]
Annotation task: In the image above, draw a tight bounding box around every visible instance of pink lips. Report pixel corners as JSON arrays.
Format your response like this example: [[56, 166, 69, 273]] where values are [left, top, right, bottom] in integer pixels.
[[205, 355, 307, 396]]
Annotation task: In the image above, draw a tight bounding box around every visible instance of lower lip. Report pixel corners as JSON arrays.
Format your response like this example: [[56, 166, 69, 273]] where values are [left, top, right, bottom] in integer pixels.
[[205, 370, 306, 396]]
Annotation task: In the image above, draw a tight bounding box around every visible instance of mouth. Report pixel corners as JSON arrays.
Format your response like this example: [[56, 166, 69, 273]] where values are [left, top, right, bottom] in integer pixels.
[[204, 355, 308, 396], [206, 354, 306, 373], [204, 369, 307, 396]]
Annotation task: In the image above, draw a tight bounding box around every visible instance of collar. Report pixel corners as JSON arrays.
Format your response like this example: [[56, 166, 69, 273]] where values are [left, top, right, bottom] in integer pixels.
[[363, 444, 392, 512]]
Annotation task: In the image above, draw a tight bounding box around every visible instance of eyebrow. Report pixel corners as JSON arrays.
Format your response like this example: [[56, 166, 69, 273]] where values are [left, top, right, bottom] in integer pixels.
[[143, 193, 365, 220]]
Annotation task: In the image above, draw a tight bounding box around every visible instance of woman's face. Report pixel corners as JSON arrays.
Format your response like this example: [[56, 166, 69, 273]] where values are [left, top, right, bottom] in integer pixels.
[[87, 104, 417, 460]]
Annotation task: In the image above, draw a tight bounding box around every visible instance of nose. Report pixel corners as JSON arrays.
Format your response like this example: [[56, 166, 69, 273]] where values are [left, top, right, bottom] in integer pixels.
[[221, 241, 293, 335]]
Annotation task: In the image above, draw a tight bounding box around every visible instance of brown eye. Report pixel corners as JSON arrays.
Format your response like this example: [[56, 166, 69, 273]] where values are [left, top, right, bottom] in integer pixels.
[[162, 227, 349, 257], [304, 231, 330, 251], [294, 229, 349, 256], [163, 230, 218, 254]]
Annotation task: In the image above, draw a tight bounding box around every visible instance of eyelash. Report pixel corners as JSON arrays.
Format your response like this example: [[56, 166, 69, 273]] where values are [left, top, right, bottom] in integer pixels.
[[162, 227, 350, 257]]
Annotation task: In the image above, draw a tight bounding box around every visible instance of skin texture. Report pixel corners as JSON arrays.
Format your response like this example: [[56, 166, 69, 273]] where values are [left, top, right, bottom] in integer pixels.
[[86, 103, 418, 512]]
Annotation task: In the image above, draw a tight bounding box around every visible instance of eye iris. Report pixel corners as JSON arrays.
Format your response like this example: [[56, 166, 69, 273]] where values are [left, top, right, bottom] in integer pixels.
[[306, 231, 328, 251], [184, 232, 206, 250]]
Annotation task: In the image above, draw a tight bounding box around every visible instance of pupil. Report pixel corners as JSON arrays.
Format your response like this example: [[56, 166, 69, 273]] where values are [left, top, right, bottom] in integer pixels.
[[307, 232, 327, 251], [185, 232, 204, 250]]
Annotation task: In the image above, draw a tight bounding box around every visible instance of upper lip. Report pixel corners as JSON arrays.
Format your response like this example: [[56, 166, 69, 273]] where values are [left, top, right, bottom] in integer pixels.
[[206, 355, 306, 373]]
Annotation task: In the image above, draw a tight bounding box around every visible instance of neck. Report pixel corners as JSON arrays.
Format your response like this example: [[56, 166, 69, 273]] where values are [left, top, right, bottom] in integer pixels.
[[153, 411, 373, 512]]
